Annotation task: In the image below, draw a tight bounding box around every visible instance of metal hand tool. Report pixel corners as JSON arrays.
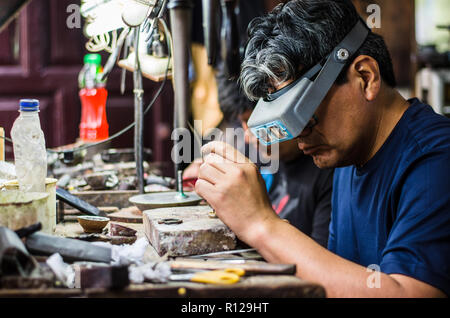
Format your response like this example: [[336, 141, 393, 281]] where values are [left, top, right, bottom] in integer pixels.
[[188, 248, 257, 259]]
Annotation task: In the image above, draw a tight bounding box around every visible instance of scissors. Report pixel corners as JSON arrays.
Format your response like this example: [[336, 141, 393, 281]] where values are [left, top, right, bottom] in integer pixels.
[[169, 268, 245, 285]]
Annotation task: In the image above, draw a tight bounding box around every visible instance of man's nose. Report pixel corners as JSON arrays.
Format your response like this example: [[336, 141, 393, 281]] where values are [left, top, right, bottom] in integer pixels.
[[299, 115, 318, 137], [299, 126, 312, 138]]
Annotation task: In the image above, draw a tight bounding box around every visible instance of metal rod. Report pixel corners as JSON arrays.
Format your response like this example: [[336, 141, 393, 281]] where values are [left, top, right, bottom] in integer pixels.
[[202, 0, 219, 65], [133, 27, 145, 194], [188, 248, 258, 258], [176, 170, 187, 199], [168, 0, 193, 190]]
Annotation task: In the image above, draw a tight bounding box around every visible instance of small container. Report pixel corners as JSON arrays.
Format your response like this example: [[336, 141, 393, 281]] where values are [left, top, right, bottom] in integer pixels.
[[77, 215, 110, 233], [0, 191, 49, 231], [4, 178, 57, 234]]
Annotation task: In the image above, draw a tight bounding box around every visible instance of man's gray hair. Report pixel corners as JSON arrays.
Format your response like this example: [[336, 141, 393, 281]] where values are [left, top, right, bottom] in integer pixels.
[[240, 0, 396, 101]]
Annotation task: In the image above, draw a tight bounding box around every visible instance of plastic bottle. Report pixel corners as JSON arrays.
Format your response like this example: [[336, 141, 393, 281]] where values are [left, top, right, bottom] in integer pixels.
[[10, 99, 47, 193], [78, 54, 109, 142]]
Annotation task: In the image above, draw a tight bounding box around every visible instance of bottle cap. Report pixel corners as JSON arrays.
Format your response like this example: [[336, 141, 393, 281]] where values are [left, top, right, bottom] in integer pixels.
[[19, 99, 39, 112], [84, 54, 101, 65]]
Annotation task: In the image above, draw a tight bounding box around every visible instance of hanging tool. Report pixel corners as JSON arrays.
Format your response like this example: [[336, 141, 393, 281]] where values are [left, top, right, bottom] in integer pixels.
[[99, 27, 131, 82], [143, 0, 168, 43], [220, 0, 240, 78], [168, 0, 193, 190], [120, 33, 133, 95], [169, 268, 245, 285], [202, 0, 219, 65], [132, 27, 145, 194], [122, 0, 168, 193]]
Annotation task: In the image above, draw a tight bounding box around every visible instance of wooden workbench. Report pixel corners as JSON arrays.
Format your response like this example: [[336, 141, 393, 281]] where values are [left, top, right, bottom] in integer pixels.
[[0, 220, 326, 298], [0, 275, 325, 298]]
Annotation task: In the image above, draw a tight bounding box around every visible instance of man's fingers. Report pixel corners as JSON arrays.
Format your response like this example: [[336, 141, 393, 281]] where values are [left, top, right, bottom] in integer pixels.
[[203, 152, 235, 173], [198, 160, 226, 185], [194, 178, 216, 201], [201, 141, 251, 164]]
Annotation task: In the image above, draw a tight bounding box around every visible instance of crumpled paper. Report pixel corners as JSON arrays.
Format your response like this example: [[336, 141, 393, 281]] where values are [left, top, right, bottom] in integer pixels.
[[93, 237, 150, 266], [47, 238, 171, 287], [128, 261, 172, 284], [46, 253, 76, 288]]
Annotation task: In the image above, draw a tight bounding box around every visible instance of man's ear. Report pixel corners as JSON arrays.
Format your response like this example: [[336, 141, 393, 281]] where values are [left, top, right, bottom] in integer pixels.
[[348, 55, 381, 101]]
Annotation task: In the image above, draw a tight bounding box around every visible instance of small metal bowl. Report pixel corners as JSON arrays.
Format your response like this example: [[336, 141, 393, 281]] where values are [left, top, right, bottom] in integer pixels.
[[77, 215, 110, 233]]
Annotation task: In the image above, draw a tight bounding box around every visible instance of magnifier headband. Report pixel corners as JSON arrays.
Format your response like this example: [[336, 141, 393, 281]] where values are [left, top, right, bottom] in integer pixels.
[[247, 19, 370, 146]]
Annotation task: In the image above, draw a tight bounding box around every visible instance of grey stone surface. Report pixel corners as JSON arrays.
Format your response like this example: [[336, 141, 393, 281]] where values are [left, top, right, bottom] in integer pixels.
[[143, 205, 236, 257]]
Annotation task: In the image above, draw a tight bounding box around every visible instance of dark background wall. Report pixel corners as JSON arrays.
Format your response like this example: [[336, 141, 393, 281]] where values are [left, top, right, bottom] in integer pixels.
[[0, 0, 415, 175], [0, 0, 174, 175]]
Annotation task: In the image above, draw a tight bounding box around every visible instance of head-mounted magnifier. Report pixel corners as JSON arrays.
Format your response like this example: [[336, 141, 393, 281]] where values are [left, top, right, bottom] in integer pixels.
[[247, 19, 370, 146]]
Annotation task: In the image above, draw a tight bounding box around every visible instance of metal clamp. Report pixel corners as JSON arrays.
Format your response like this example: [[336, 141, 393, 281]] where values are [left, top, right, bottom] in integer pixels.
[[336, 48, 350, 61]]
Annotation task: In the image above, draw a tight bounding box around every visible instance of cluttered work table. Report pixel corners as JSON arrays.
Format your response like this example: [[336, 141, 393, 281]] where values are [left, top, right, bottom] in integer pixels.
[[0, 180, 325, 298], [0, 0, 325, 299]]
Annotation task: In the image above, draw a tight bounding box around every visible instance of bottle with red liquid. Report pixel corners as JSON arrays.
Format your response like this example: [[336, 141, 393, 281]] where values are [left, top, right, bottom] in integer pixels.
[[78, 54, 109, 142]]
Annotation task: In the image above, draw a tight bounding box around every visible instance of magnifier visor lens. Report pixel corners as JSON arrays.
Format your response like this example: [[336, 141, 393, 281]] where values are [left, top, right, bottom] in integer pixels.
[[256, 128, 271, 144], [252, 121, 293, 145], [268, 125, 288, 139]]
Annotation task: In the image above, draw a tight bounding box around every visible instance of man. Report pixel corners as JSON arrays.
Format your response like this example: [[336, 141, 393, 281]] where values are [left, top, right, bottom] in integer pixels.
[[221, 69, 334, 247], [185, 66, 333, 247], [195, 0, 450, 297]]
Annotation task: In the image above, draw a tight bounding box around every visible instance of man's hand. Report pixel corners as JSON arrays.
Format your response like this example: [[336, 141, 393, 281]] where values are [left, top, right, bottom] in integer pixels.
[[195, 141, 278, 244], [183, 158, 203, 180]]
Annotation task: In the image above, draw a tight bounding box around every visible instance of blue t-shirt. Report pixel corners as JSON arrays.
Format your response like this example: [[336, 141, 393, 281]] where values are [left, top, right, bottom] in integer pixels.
[[328, 98, 450, 296]]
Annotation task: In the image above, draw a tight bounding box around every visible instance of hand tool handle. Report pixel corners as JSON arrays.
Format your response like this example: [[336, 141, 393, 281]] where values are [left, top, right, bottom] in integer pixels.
[[56, 187, 107, 217], [171, 260, 296, 275], [202, 0, 219, 65], [15, 222, 42, 238], [191, 270, 241, 284], [220, 0, 240, 77]]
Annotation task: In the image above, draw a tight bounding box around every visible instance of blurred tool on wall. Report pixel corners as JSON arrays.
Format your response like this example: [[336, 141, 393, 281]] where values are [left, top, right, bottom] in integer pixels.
[[416, 26, 450, 118], [415, 26, 450, 117], [78, 54, 110, 142], [415, 0, 450, 117], [191, 0, 265, 137], [219, 0, 239, 78]]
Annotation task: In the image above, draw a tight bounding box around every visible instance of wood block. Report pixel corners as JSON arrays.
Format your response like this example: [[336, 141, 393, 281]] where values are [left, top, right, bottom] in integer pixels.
[[109, 206, 143, 223], [143, 205, 236, 257], [70, 190, 139, 209]]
